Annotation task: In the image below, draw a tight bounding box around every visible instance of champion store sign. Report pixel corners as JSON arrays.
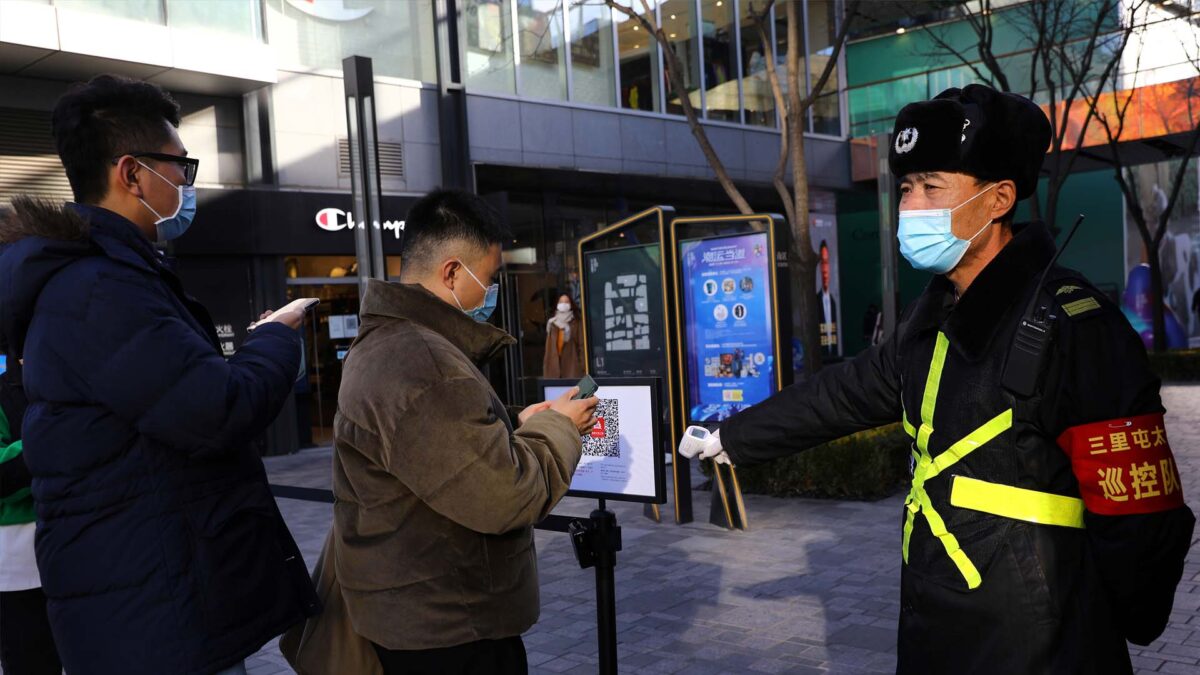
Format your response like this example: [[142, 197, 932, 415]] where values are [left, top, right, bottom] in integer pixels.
[[315, 208, 405, 239], [284, 0, 373, 22]]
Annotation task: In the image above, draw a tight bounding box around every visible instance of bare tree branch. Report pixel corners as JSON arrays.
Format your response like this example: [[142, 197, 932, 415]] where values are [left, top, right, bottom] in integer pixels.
[[904, 4, 997, 88], [607, 0, 754, 214], [749, 0, 796, 227], [804, 0, 862, 106]]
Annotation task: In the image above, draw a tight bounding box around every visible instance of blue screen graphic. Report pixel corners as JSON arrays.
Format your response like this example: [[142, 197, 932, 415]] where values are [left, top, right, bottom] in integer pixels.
[[680, 232, 775, 423]]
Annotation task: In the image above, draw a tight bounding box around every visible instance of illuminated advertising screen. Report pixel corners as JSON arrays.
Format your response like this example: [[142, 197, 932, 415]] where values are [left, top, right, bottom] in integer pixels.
[[583, 245, 666, 378], [680, 232, 776, 423]]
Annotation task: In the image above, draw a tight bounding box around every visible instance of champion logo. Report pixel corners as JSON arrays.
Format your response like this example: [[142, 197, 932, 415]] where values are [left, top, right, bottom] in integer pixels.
[[315, 207, 405, 239], [961, 118, 971, 143], [284, 0, 373, 22], [894, 127, 919, 154]]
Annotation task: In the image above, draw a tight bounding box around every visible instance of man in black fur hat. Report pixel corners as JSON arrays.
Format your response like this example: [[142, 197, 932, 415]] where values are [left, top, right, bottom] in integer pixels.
[[679, 84, 1195, 674]]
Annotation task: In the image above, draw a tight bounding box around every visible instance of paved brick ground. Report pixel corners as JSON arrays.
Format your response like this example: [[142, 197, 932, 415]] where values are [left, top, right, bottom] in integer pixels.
[[212, 385, 1200, 673]]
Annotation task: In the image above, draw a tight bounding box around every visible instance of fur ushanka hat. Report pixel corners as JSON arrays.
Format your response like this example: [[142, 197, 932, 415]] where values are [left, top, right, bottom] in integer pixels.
[[888, 84, 1052, 200]]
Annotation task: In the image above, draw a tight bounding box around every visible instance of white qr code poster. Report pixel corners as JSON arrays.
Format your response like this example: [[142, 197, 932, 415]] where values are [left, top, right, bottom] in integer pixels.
[[542, 382, 660, 501]]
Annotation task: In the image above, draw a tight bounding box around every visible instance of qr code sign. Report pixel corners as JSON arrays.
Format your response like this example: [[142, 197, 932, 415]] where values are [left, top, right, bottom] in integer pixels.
[[582, 399, 620, 458]]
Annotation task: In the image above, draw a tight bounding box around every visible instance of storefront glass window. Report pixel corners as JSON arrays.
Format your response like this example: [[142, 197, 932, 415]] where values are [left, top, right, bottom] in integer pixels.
[[661, 0, 701, 116], [614, 0, 660, 112], [568, 0, 617, 107], [463, 0, 518, 94], [518, 0, 568, 101], [166, 0, 262, 40], [740, 0, 775, 127], [700, 0, 738, 122], [54, 0, 163, 22], [264, 0, 435, 81], [806, 0, 842, 136]]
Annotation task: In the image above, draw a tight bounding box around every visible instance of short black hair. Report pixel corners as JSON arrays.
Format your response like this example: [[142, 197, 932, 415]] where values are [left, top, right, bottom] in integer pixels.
[[401, 189, 510, 275], [51, 74, 182, 204]]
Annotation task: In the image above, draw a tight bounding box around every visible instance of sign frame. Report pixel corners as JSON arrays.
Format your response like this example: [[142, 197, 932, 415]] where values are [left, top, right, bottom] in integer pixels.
[[670, 214, 793, 427], [577, 206, 693, 522], [540, 377, 666, 505], [669, 214, 792, 530]]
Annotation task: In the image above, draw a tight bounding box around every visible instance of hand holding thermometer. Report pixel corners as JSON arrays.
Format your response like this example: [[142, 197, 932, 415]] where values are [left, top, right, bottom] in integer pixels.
[[678, 425, 731, 464]]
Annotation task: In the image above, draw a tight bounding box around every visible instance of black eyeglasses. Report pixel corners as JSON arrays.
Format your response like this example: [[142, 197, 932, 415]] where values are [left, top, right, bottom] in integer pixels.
[[113, 152, 199, 186]]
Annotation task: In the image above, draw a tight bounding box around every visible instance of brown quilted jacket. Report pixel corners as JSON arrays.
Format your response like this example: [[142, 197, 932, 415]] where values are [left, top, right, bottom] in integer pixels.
[[331, 280, 582, 650]]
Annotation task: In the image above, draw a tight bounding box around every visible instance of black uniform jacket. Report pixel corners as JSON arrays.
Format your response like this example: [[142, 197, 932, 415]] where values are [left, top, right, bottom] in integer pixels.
[[721, 222, 1195, 675]]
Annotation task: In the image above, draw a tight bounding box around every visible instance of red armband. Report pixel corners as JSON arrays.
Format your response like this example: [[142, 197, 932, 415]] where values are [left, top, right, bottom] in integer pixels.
[[1057, 413, 1185, 516]]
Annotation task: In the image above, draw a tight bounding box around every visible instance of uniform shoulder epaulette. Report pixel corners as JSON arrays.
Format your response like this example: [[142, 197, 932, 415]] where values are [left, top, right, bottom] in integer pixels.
[[1047, 278, 1106, 320]]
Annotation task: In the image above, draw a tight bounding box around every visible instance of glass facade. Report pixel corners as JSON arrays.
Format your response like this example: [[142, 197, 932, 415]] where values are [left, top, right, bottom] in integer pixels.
[[54, 0, 164, 22], [615, 0, 661, 112], [806, 0, 841, 135], [518, 0, 568, 101], [166, 0, 262, 40], [463, 0, 518, 94], [702, 0, 739, 122], [741, 0, 774, 127], [38, 0, 844, 135], [569, 0, 618, 106], [265, 0, 436, 81], [51, 0, 261, 38], [662, 0, 701, 116]]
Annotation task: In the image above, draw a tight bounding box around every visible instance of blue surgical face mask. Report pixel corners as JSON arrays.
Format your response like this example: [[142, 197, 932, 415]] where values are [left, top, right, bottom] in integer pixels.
[[897, 183, 997, 274], [138, 160, 197, 242], [452, 259, 499, 322]]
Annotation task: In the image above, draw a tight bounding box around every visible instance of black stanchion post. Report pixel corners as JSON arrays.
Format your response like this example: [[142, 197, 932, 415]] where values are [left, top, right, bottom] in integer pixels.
[[568, 500, 622, 674], [592, 501, 619, 674]]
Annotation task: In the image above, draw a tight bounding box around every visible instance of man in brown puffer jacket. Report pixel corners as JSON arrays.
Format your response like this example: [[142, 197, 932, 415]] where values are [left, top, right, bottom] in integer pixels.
[[332, 189, 597, 674]]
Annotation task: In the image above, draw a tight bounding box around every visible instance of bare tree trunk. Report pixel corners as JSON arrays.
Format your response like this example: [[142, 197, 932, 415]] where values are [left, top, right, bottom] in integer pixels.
[[781, 0, 820, 375]]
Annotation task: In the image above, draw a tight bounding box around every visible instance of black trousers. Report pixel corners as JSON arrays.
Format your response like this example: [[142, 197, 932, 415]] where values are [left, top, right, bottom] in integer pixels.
[[0, 587, 62, 675], [372, 636, 527, 675]]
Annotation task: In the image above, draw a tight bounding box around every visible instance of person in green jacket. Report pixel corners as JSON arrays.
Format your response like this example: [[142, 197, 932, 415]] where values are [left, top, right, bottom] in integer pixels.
[[0, 357, 61, 674]]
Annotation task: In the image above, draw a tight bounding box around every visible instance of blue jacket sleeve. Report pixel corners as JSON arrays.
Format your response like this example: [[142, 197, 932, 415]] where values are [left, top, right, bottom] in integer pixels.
[[51, 269, 300, 458]]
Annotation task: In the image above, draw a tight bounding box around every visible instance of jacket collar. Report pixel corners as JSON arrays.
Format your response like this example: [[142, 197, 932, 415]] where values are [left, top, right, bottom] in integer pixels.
[[360, 279, 516, 365], [68, 204, 161, 274], [905, 221, 1056, 361]]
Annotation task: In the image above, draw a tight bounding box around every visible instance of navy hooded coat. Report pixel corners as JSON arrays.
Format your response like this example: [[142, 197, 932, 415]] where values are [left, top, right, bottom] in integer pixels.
[[0, 198, 319, 675]]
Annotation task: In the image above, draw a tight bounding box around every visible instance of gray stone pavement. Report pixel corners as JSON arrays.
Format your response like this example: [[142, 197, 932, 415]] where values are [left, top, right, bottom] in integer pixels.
[[245, 385, 1200, 675]]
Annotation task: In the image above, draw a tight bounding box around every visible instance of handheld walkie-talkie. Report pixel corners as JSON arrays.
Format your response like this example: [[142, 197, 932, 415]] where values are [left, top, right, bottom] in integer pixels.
[[1001, 214, 1086, 398]]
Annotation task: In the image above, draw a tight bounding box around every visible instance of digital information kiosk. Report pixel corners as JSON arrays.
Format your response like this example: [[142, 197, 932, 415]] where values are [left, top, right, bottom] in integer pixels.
[[577, 206, 696, 523], [670, 214, 793, 529]]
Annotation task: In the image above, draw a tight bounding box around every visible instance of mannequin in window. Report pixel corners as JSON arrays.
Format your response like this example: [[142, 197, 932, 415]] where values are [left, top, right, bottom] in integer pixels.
[[543, 294, 584, 379]]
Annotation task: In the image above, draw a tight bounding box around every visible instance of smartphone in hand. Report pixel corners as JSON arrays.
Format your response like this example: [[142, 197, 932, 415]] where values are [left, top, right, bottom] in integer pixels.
[[572, 374, 598, 400], [248, 298, 320, 331]]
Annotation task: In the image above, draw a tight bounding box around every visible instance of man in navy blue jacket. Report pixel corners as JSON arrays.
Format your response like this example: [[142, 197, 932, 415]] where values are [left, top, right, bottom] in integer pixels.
[[0, 74, 318, 675]]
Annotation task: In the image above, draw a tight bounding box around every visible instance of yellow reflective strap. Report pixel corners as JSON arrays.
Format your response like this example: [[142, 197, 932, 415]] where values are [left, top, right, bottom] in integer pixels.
[[903, 415, 916, 439], [902, 453, 931, 563], [902, 508, 916, 563], [920, 334, 949, 427], [950, 476, 1085, 529], [929, 409, 1013, 477], [918, 488, 982, 589], [916, 425, 934, 454], [916, 333, 949, 453]]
